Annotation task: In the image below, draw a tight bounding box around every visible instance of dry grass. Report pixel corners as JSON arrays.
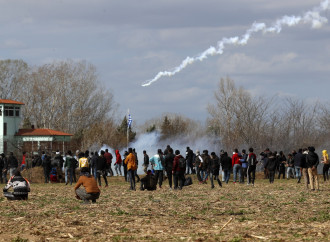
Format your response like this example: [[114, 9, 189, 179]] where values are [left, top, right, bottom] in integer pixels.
[[0, 174, 329, 241]]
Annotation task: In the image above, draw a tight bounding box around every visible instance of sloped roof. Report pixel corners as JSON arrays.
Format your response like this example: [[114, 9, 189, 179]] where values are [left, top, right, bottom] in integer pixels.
[[0, 99, 24, 105], [16, 128, 73, 136]]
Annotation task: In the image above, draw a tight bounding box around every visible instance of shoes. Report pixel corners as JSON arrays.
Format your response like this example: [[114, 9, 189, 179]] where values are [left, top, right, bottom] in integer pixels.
[[105, 185, 108, 188], [211, 185, 215, 189]]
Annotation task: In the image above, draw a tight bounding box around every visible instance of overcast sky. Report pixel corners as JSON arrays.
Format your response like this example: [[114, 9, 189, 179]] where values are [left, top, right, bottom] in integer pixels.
[[1, 0, 329, 125]]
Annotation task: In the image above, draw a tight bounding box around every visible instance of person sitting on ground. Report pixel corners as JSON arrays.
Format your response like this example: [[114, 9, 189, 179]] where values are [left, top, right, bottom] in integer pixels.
[[3, 170, 30, 200], [74, 167, 101, 204], [140, 170, 157, 191]]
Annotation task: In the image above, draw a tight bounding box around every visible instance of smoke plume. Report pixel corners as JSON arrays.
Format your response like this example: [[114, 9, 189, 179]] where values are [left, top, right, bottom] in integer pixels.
[[142, 0, 329, 87]]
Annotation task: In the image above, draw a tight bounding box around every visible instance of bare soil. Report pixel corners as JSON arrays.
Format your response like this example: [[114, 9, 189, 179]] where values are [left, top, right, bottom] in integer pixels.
[[0, 173, 329, 241]]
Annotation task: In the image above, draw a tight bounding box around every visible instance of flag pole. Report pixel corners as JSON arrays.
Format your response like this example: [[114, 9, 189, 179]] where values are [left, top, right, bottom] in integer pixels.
[[127, 109, 129, 150]]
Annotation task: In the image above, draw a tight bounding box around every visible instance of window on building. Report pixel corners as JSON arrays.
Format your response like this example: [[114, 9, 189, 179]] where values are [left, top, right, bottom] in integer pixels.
[[15, 107, 20, 117], [4, 106, 14, 117], [4, 123, 7, 136]]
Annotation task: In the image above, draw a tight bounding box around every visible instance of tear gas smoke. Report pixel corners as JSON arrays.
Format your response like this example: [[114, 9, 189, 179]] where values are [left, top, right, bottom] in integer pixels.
[[100, 131, 219, 174], [142, 0, 329, 87]]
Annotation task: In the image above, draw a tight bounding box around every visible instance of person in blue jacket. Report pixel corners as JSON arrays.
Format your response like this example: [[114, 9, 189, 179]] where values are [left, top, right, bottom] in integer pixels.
[[149, 149, 164, 189]]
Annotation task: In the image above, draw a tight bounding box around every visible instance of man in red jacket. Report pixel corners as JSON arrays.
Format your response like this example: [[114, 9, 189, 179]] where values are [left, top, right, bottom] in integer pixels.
[[172, 150, 185, 190], [232, 149, 242, 184]]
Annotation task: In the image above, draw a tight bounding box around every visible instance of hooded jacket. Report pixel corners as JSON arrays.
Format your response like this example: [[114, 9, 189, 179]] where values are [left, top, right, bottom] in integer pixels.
[[172, 155, 185, 173], [294, 152, 303, 167], [306, 148, 319, 168], [232, 153, 241, 167], [115, 150, 122, 164], [125, 152, 137, 171], [164, 152, 175, 170]]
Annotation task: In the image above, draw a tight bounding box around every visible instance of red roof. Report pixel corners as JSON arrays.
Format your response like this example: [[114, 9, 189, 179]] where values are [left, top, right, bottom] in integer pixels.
[[0, 99, 24, 105], [16, 128, 73, 136]]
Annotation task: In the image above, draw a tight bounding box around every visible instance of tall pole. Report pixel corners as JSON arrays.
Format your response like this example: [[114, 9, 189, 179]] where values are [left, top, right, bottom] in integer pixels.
[[127, 109, 129, 150]]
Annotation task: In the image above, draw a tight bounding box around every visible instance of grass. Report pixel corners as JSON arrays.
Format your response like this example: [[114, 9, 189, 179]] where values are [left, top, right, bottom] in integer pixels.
[[0, 175, 329, 241]]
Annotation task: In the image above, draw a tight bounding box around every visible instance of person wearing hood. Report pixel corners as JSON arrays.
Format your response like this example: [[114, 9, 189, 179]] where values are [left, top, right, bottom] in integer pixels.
[[74, 167, 100, 204], [220, 152, 232, 184], [149, 149, 164, 189], [306, 146, 319, 191], [114, 150, 122, 176], [321, 149, 329, 182], [265, 152, 277, 184], [172, 150, 185, 190]]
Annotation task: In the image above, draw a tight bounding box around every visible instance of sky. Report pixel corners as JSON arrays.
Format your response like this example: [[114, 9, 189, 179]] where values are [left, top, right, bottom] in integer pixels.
[[0, 0, 330, 126]]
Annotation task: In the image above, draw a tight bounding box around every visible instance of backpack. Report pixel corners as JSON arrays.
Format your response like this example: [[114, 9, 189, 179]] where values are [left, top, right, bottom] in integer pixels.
[[179, 157, 186, 169], [184, 176, 193, 186], [248, 153, 257, 166]]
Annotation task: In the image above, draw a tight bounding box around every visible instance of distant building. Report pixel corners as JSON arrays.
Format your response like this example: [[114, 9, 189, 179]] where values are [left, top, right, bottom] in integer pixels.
[[0, 99, 72, 155]]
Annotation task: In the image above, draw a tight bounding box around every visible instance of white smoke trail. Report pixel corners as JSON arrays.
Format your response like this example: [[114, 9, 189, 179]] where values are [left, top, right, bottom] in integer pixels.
[[142, 0, 329, 87]]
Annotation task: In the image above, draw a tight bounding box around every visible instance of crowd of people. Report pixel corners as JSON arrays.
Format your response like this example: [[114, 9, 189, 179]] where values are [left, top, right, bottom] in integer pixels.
[[1, 145, 329, 202]]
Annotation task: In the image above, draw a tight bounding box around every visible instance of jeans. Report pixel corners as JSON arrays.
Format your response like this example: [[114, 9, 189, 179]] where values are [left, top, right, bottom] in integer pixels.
[[186, 162, 192, 174], [65, 167, 74, 185], [295, 166, 301, 181], [233, 164, 242, 183], [287, 167, 295, 179], [201, 170, 208, 182], [76, 188, 100, 202], [154, 170, 163, 188], [223, 170, 230, 183], [128, 170, 136, 190], [115, 163, 122, 175]]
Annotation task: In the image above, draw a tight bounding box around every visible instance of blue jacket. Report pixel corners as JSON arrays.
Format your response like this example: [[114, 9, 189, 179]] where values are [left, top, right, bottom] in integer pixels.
[[240, 153, 248, 168], [149, 154, 164, 171]]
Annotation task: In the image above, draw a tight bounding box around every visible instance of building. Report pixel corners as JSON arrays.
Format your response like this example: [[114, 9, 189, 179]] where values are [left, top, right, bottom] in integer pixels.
[[0, 99, 72, 155]]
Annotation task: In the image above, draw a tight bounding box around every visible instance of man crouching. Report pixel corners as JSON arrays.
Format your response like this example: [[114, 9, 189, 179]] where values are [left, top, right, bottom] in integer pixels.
[[3, 170, 30, 200], [74, 167, 100, 204]]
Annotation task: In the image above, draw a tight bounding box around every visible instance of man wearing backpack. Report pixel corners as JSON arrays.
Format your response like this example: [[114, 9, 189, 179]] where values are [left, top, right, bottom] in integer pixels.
[[247, 148, 257, 186], [172, 150, 185, 190], [240, 149, 248, 183], [149, 149, 164, 189]]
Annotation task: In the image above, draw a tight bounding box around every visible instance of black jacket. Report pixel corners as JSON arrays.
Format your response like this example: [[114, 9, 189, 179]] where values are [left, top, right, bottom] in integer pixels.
[[265, 156, 277, 171], [143, 154, 149, 166], [209, 155, 220, 175], [220, 155, 232, 171], [294, 152, 303, 167], [164, 153, 175, 170], [96, 155, 107, 171], [306, 152, 319, 168], [8, 155, 18, 169]]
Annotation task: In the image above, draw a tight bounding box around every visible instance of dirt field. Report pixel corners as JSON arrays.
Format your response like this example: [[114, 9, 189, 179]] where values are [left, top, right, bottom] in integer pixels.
[[0, 174, 329, 242]]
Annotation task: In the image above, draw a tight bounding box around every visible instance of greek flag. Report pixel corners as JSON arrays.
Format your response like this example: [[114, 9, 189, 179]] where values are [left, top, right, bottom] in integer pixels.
[[128, 114, 132, 128]]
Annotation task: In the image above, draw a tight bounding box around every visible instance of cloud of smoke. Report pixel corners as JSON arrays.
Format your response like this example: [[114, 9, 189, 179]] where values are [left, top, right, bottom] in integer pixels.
[[142, 0, 329, 87], [100, 131, 219, 174]]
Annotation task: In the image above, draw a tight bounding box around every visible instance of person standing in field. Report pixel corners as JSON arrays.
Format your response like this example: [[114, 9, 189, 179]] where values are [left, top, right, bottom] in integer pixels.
[[306, 146, 319, 191], [200, 150, 210, 184], [96, 150, 108, 188], [42, 153, 51, 183], [247, 148, 257, 186], [133, 149, 140, 182], [321, 150, 329, 182], [240, 149, 248, 183], [64, 150, 75, 185], [143, 150, 149, 174], [220, 152, 232, 184], [232, 149, 242, 184], [149, 149, 164, 189], [125, 148, 137, 190], [123, 151, 129, 182], [164, 148, 175, 190], [286, 153, 295, 179], [172, 150, 185, 190], [20, 151, 26, 171], [265, 152, 277, 184], [209, 152, 222, 188], [294, 149, 304, 183], [277, 151, 286, 179], [0, 153, 7, 184], [114, 150, 122, 176], [104, 149, 114, 177]]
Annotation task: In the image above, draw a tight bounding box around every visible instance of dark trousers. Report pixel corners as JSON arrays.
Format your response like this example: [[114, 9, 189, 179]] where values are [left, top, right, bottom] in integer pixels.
[[97, 170, 108, 186], [128, 170, 135, 190], [210, 173, 222, 187], [123, 165, 128, 182], [278, 167, 285, 179], [154, 170, 163, 187], [106, 164, 114, 177], [269, 170, 275, 183], [4, 192, 28, 200], [166, 168, 173, 188], [323, 164, 329, 181], [173, 171, 184, 189], [247, 165, 256, 184], [0, 169, 5, 183], [76, 188, 100, 202], [43, 168, 50, 183], [135, 170, 140, 182], [196, 167, 202, 182], [264, 168, 269, 179], [241, 167, 247, 182]]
